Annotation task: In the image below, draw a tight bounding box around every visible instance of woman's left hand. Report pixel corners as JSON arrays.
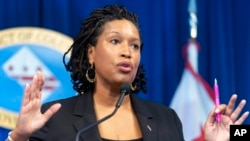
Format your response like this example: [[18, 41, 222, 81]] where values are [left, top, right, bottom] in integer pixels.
[[204, 94, 249, 141]]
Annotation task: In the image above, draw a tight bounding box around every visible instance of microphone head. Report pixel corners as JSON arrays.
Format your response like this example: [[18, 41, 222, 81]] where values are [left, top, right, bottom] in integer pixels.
[[120, 83, 131, 95]]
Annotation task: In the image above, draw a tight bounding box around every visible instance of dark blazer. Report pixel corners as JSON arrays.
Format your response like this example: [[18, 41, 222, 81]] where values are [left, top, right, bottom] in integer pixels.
[[30, 92, 184, 141]]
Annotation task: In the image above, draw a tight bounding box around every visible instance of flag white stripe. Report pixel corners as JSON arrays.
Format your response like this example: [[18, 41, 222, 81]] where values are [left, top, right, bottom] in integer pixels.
[[170, 40, 214, 141]]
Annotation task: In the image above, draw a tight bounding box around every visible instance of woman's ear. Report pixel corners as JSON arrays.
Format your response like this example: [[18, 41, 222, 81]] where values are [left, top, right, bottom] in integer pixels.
[[87, 44, 95, 64]]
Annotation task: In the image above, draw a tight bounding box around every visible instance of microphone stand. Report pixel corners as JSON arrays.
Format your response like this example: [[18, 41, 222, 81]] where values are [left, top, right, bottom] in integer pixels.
[[75, 87, 129, 141]]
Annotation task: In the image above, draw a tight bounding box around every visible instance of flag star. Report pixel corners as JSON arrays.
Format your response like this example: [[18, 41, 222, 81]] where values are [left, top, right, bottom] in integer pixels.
[[8, 65, 13, 71], [23, 66, 28, 72], [37, 66, 42, 71]]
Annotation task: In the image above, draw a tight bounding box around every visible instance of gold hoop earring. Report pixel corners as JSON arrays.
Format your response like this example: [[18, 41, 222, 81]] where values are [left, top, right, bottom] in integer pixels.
[[130, 83, 137, 91], [85, 64, 95, 83]]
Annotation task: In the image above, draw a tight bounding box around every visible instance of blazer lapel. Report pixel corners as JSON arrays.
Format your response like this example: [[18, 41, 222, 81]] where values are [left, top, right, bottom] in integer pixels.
[[71, 93, 158, 141], [72, 92, 102, 141], [131, 94, 158, 141]]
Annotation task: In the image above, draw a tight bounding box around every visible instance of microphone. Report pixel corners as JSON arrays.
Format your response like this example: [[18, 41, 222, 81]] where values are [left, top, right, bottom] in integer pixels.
[[75, 83, 131, 141]]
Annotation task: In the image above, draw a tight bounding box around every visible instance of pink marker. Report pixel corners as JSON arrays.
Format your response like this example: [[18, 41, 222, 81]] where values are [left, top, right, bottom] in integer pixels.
[[214, 78, 221, 122]]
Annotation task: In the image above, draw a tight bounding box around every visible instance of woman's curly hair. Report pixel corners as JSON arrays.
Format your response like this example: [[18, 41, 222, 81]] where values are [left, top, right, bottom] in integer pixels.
[[63, 5, 147, 94]]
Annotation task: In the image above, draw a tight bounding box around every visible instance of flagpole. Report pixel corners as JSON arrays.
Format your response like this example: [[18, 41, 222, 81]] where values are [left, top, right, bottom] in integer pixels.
[[187, 0, 198, 72], [170, 1, 215, 140], [188, 0, 197, 39]]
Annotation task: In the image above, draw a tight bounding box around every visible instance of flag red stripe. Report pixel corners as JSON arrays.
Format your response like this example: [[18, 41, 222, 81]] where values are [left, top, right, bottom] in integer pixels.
[[183, 39, 215, 103]]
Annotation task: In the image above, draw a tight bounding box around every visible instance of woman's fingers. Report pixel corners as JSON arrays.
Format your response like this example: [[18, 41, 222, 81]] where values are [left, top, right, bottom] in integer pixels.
[[14, 71, 60, 137], [234, 111, 249, 125], [42, 103, 61, 122], [21, 71, 45, 114], [36, 71, 45, 99], [217, 95, 249, 125], [22, 84, 31, 107], [205, 106, 216, 126], [29, 71, 44, 101], [230, 99, 247, 123], [225, 94, 237, 115], [29, 73, 37, 101]]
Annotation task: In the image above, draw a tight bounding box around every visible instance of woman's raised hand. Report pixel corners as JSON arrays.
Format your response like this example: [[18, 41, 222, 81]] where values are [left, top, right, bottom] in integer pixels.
[[11, 71, 61, 141], [204, 94, 249, 141]]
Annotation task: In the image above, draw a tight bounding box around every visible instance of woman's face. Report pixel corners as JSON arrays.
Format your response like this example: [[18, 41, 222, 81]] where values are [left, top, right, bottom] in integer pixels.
[[88, 19, 141, 86]]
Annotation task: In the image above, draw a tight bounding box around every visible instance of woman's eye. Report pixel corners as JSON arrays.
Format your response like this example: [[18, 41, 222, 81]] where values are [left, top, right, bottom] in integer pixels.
[[131, 44, 140, 50], [111, 39, 119, 44]]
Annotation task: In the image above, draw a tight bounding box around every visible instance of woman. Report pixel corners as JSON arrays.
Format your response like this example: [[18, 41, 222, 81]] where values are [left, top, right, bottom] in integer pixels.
[[7, 5, 249, 141]]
